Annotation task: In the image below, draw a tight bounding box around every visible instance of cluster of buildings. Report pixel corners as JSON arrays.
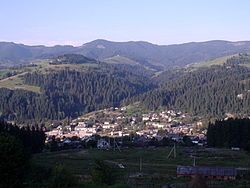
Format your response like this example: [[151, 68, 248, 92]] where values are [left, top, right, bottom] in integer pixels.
[[45, 107, 207, 146]]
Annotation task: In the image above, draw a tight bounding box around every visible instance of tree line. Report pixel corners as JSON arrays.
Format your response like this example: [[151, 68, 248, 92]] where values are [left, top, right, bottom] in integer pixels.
[[207, 118, 250, 151], [0, 121, 45, 153], [0, 121, 45, 187]]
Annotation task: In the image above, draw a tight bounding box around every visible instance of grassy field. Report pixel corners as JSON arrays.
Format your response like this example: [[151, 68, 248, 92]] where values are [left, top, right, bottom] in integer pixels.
[[32, 147, 250, 187], [104, 55, 139, 65], [0, 74, 41, 93], [186, 55, 235, 70], [0, 60, 99, 93]]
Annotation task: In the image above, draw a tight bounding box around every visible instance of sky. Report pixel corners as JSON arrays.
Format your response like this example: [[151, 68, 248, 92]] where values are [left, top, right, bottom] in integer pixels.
[[1, 0, 250, 46]]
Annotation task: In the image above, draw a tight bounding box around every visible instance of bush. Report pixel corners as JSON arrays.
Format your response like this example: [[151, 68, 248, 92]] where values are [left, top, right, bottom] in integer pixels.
[[48, 164, 78, 188], [91, 160, 114, 185]]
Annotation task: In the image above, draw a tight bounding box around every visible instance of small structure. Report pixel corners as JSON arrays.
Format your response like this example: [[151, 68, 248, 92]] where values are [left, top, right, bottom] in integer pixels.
[[177, 166, 237, 180], [97, 139, 110, 150]]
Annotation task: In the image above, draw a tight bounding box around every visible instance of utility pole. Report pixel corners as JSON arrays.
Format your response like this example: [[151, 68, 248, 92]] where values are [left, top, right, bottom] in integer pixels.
[[139, 157, 142, 172], [113, 137, 121, 152], [167, 143, 177, 159], [174, 143, 176, 158]]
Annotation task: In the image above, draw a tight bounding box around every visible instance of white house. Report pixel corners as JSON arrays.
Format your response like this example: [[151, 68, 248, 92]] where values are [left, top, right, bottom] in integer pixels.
[[75, 125, 86, 131]]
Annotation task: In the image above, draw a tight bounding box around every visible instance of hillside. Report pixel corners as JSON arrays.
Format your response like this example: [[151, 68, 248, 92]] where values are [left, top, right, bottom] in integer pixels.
[[130, 65, 250, 118], [0, 62, 155, 122], [1, 46, 250, 123], [187, 53, 250, 69], [1, 40, 250, 68]]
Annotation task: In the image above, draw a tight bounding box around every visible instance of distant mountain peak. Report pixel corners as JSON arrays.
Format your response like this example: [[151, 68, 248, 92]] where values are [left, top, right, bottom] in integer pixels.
[[1, 39, 250, 68]]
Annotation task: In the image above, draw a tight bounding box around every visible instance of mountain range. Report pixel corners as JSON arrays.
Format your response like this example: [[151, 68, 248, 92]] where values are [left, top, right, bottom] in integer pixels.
[[1, 39, 250, 69]]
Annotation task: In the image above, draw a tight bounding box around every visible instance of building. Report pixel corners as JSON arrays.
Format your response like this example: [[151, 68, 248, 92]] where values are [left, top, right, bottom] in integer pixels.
[[75, 124, 87, 131], [177, 166, 237, 180], [97, 139, 110, 150]]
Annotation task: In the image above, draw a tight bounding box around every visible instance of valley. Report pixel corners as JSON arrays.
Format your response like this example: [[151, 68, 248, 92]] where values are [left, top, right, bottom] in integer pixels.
[[0, 41, 250, 188], [2, 1, 250, 187]]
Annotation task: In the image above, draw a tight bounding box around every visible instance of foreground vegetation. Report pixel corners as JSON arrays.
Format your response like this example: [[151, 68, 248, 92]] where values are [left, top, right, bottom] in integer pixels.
[[207, 118, 250, 151], [31, 147, 250, 187], [1, 121, 250, 187]]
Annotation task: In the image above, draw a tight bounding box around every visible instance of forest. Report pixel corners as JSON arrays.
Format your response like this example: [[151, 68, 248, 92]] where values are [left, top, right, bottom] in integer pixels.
[[0, 121, 45, 187], [207, 118, 250, 151], [0, 64, 154, 122], [226, 53, 250, 65], [50, 54, 97, 65], [0, 52, 250, 123], [131, 65, 250, 118]]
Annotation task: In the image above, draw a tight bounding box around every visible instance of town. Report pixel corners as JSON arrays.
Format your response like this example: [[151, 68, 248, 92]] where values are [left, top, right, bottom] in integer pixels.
[[45, 105, 207, 150]]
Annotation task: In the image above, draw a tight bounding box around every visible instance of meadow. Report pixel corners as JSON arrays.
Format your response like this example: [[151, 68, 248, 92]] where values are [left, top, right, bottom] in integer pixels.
[[32, 147, 250, 187]]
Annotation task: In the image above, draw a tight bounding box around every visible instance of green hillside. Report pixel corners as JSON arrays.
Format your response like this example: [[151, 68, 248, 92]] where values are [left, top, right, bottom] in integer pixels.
[[104, 55, 139, 65]]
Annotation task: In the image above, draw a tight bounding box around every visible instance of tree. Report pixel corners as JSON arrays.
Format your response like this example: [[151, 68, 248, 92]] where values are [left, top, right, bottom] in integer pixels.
[[183, 136, 193, 147], [0, 133, 29, 188]]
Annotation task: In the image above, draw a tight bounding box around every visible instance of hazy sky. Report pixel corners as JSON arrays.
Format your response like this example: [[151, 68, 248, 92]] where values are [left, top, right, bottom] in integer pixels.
[[1, 0, 250, 46]]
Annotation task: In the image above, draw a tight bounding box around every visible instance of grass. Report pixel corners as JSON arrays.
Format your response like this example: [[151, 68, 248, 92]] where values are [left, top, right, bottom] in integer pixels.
[[241, 64, 250, 68], [104, 55, 139, 65], [186, 55, 235, 70], [0, 74, 41, 93], [0, 69, 8, 79], [123, 103, 150, 116], [32, 147, 250, 187], [0, 60, 99, 93]]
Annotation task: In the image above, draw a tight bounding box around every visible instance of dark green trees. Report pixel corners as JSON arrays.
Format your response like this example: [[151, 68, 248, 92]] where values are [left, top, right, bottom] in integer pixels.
[[0, 66, 153, 122], [0, 121, 46, 187], [0, 133, 28, 187], [207, 118, 250, 150], [0, 121, 46, 153], [137, 65, 250, 118]]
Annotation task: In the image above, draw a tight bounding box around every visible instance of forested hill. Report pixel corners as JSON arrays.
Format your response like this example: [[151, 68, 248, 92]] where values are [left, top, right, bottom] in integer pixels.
[[0, 54, 250, 123], [1, 40, 250, 68], [127, 65, 250, 118], [50, 54, 98, 65], [0, 65, 154, 122], [226, 53, 250, 66]]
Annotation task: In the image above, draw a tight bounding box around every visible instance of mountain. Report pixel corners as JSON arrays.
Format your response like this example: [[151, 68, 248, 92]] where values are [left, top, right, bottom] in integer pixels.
[[0, 42, 75, 66], [78, 40, 250, 68], [1, 40, 250, 68], [1, 49, 250, 122]]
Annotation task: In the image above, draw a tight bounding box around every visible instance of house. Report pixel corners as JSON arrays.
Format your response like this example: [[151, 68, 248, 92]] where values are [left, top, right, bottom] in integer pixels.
[[78, 128, 96, 137], [78, 122, 86, 127], [97, 139, 110, 150], [152, 122, 165, 129], [46, 129, 63, 137], [64, 125, 72, 131], [142, 116, 150, 121], [102, 124, 111, 129], [56, 125, 63, 130], [110, 131, 123, 137], [75, 124, 87, 131], [177, 166, 237, 180]]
